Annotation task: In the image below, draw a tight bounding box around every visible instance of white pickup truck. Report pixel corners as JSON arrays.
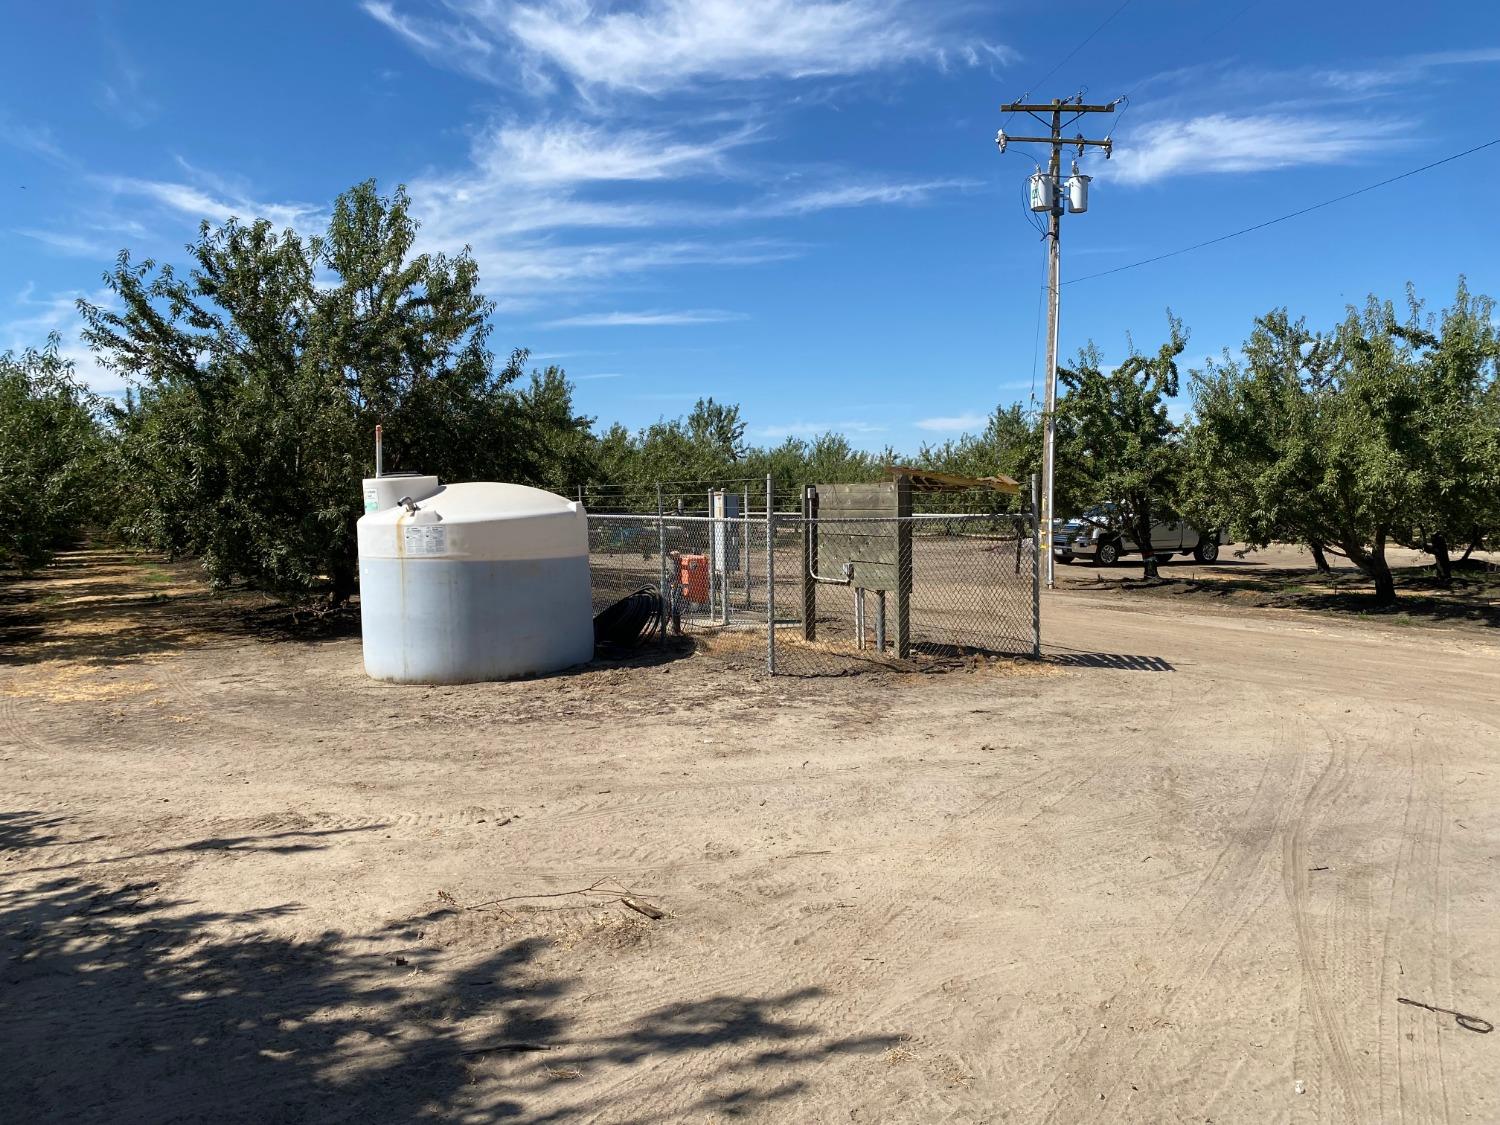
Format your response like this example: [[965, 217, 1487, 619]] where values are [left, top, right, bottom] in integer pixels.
[[1053, 505, 1227, 566]]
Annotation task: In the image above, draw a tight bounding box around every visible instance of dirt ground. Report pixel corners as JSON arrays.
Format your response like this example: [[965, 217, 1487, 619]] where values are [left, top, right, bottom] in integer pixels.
[[2, 549, 1498, 1123]]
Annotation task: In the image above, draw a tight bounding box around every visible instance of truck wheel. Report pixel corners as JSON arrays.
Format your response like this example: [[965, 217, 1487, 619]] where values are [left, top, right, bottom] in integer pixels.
[[1193, 541, 1219, 563], [1096, 540, 1120, 567]]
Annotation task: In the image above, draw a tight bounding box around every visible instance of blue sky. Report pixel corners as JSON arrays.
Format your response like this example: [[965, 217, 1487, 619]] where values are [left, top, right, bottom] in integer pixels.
[[3, 1, 1499, 450]]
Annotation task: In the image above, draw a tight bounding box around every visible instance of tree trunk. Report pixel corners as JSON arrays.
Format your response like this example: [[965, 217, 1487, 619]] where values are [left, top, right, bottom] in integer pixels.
[[1133, 508, 1158, 580], [329, 561, 357, 608], [1369, 529, 1395, 605], [1430, 532, 1452, 583], [1308, 541, 1332, 574], [1340, 531, 1398, 606]]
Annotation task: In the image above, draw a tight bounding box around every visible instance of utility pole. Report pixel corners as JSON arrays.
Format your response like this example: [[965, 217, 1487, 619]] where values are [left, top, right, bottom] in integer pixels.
[[997, 96, 1117, 589]]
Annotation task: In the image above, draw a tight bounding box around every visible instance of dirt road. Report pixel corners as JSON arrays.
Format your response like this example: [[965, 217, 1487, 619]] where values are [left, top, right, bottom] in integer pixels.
[[2, 552, 1497, 1122]]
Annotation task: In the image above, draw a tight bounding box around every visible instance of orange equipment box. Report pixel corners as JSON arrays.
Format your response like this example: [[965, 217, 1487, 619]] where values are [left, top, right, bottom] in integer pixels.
[[677, 553, 710, 603]]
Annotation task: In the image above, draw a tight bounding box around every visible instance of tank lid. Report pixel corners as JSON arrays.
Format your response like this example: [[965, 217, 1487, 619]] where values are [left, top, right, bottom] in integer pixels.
[[357, 481, 585, 558], [361, 482, 578, 522], [409, 482, 578, 521]]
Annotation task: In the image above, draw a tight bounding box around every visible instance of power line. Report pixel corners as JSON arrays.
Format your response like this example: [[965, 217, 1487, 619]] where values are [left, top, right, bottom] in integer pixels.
[[1066, 137, 1500, 285], [1023, 0, 1136, 99]]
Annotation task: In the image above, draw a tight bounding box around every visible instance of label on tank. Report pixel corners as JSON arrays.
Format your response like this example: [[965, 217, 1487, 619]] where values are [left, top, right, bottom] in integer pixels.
[[364, 487, 379, 513], [402, 525, 448, 555]]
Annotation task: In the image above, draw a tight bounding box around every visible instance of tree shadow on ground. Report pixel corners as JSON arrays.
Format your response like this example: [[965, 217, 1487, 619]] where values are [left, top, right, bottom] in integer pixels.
[[1, 550, 701, 674], [1, 811, 895, 1123], [7, 822, 382, 877], [1137, 562, 1500, 628], [0, 551, 271, 668]]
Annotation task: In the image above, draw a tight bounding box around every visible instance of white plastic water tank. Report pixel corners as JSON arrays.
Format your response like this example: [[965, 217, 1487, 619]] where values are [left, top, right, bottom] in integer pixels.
[[357, 482, 594, 683]]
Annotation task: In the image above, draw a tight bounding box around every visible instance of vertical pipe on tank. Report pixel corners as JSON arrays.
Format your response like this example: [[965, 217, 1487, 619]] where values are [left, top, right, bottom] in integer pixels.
[[375, 424, 383, 478]]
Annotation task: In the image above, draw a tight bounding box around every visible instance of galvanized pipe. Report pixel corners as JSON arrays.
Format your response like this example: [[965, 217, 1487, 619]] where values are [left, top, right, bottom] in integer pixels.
[[765, 475, 776, 674], [657, 483, 668, 645], [743, 484, 751, 609]]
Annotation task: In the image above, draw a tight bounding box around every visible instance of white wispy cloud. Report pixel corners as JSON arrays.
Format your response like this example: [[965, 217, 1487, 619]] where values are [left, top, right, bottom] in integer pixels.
[[405, 119, 756, 247], [99, 175, 325, 232], [15, 229, 115, 258], [97, 35, 159, 129], [914, 413, 986, 432], [399, 117, 958, 303], [483, 119, 757, 185], [504, 0, 942, 93], [0, 114, 66, 162], [361, 0, 498, 83], [544, 309, 747, 327], [759, 179, 974, 215], [573, 371, 627, 379], [365, 0, 997, 94], [2, 285, 122, 393], [1106, 113, 1401, 186]]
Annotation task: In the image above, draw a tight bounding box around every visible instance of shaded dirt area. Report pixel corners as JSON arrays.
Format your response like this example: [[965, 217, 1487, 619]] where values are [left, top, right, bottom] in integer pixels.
[[2, 550, 1498, 1123], [1053, 542, 1500, 630]]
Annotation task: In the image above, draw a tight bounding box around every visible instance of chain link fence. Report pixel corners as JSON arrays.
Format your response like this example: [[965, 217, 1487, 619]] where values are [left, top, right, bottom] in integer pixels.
[[769, 512, 1039, 674], [583, 482, 1039, 674]]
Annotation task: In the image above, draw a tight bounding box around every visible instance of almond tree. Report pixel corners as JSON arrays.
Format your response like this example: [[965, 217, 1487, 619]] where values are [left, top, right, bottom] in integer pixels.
[[81, 181, 591, 604], [0, 339, 110, 569], [1388, 280, 1500, 580], [1184, 286, 1496, 605]]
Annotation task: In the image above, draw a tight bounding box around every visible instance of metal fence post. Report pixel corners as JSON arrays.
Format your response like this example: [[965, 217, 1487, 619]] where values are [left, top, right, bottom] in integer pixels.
[[1030, 473, 1041, 659], [743, 483, 751, 609], [707, 488, 718, 627], [657, 483, 668, 645], [765, 474, 776, 675]]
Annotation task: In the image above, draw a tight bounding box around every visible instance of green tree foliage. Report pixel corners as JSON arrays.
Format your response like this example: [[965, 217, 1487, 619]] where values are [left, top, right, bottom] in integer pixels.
[[743, 433, 886, 494], [588, 397, 748, 510], [1182, 310, 1340, 568], [81, 181, 592, 604], [1055, 320, 1187, 578], [1387, 280, 1500, 579], [909, 403, 1037, 512], [0, 339, 111, 569], [1186, 281, 1499, 603], [909, 404, 1030, 478]]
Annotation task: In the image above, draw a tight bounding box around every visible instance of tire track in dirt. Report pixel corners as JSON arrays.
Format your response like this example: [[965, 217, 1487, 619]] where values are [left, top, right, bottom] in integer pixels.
[[0, 693, 53, 755], [1376, 725, 1454, 1125], [1021, 678, 1306, 1123], [1089, 696, 1391, 1125], [1281, 733, 1366, 1123], [554, 677, 1179, 1123]]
